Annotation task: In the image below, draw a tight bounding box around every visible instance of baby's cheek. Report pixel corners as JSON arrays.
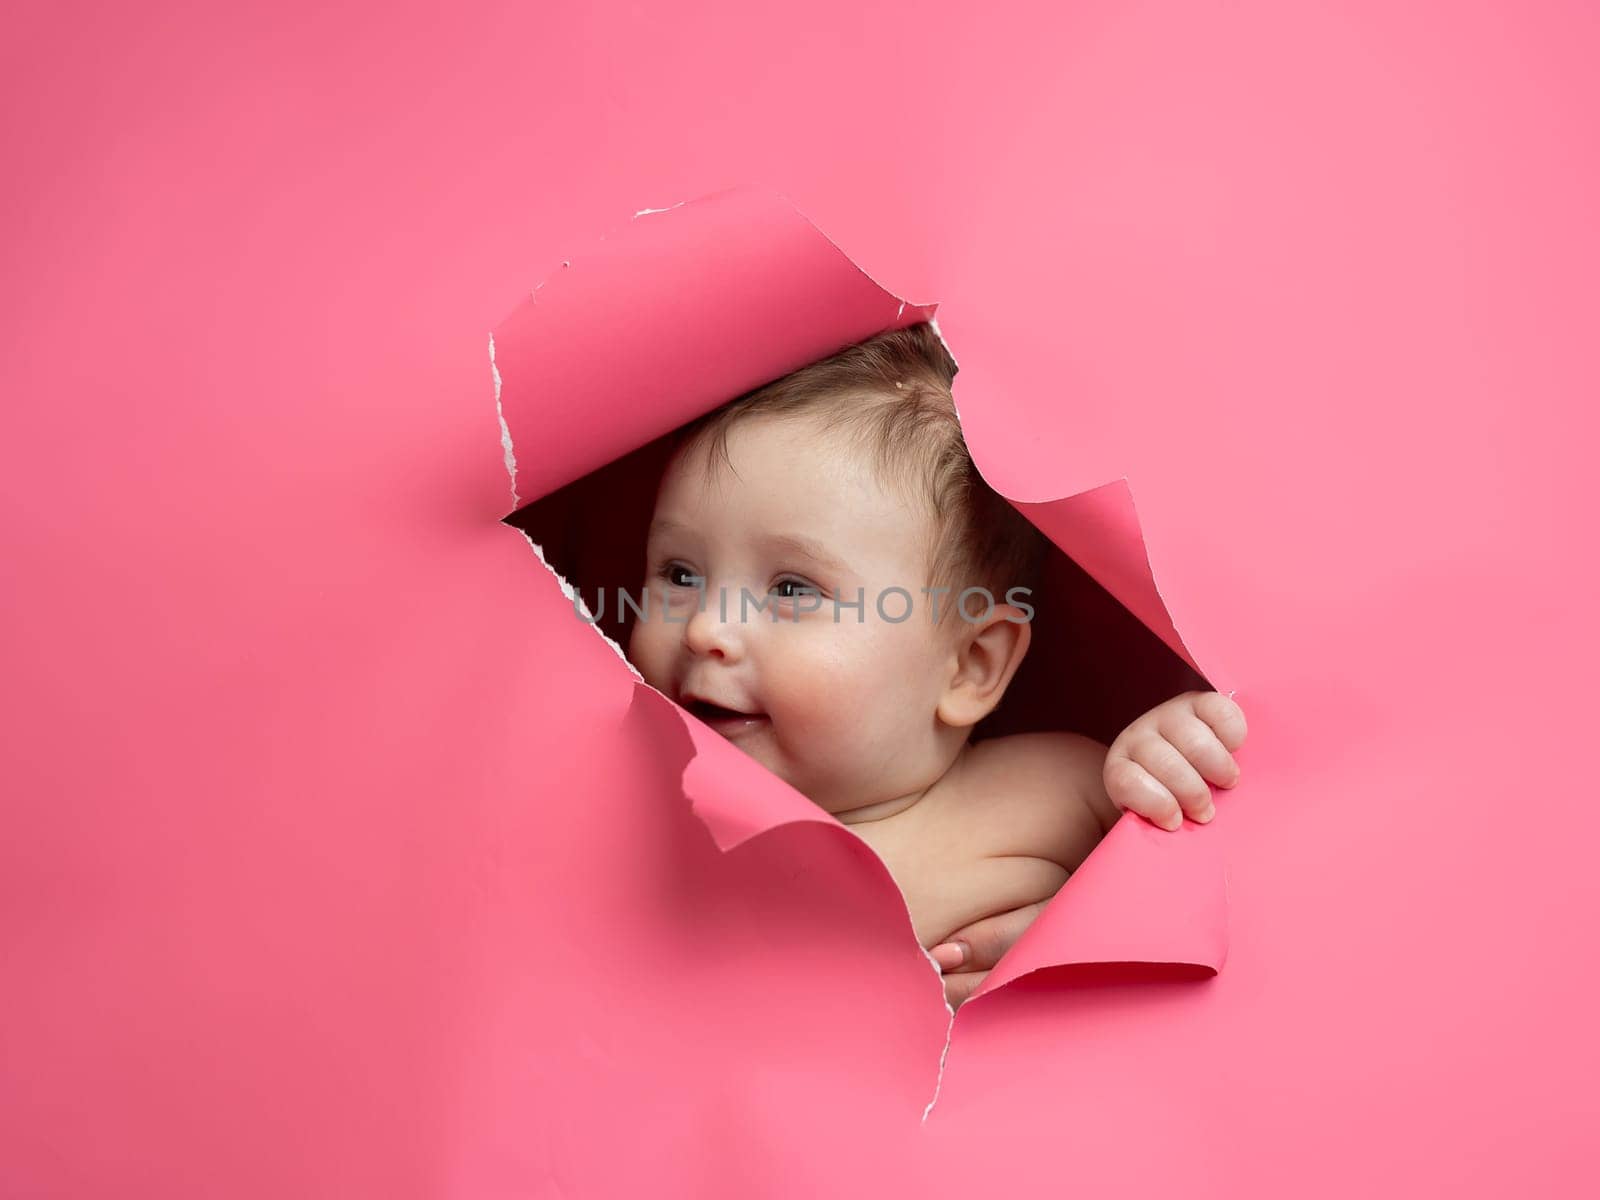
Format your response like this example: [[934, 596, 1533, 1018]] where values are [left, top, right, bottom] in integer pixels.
[[626, 624, 672, 692], [771, 636, 875, 733]]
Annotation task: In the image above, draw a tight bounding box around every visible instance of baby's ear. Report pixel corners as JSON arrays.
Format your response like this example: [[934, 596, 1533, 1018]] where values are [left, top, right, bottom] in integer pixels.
[[936, 604, 1032, 729]]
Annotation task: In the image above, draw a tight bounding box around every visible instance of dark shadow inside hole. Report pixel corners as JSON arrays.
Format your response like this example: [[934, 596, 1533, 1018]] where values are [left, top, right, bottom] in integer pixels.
[[503, 427, 1208, 751]]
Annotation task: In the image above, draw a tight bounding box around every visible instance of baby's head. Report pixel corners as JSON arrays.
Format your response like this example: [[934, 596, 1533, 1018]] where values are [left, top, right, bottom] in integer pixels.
[[627, 323, 1047, 821]]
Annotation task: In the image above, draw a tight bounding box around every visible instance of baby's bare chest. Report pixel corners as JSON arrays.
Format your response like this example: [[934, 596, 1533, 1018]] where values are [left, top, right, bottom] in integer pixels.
[[862, 734, 1102, 869], [847, 759, 1082, 947]]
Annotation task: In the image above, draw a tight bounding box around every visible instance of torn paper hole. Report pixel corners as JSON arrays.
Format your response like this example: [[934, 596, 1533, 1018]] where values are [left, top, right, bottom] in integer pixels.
[[491, 186, 1233, 1116]]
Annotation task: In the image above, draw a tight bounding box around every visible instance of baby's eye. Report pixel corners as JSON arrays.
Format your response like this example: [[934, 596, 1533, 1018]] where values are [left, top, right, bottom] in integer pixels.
[[656, 562, 704, 589], [772, 577, 820, 600]]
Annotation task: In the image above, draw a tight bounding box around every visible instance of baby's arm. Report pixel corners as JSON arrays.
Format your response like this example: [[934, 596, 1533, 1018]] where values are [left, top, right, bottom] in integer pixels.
[[971, 730, 1119, 864]]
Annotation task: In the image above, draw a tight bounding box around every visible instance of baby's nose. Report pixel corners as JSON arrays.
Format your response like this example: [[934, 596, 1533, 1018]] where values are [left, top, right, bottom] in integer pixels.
[[683, 587, 745, 660]]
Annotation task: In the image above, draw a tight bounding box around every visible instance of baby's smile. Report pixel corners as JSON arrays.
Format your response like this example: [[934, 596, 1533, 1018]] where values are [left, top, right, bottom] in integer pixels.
[[679, 691, 771, 738]]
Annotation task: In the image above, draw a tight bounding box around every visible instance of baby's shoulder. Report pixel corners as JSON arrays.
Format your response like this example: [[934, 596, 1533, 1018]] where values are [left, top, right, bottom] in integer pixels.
[[957, 731, 1118, 869]]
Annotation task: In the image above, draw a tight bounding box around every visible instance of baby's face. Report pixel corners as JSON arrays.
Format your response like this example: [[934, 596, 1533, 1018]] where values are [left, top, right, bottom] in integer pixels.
[[627, 412, 960, 818]]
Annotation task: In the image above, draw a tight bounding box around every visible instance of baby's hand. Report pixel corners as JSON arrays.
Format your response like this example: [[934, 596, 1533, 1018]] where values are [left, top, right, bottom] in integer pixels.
[[1104, 691, 1247, 831]]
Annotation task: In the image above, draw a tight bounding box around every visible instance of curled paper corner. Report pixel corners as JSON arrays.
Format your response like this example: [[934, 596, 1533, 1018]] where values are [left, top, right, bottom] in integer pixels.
[[957, 433, 1227, 694], [491, 186, 1232, 1090], [966, 815, 1228, 1008], [1019, 477, 1219, 686]]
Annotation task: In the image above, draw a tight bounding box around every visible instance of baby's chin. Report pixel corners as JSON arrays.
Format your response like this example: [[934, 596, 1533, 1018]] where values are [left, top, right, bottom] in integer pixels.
[[699, 711, 771, 752], [700, 719, 858, 813], [717, 725, 802, 789], [742, 744, 862, 816]]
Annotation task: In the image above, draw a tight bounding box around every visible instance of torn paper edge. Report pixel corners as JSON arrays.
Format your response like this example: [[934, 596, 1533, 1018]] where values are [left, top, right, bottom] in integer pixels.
[[509, 527, 643, 680], [488, 334, 520, 510], [776, 190, 942, 323], [1117, 474, 1217, 688], [927, 313, 959, 373], [921, 959, 956, 1124], [634, 201, 689, 219], [918, 318, 970, 1123], [491, 325, 637, 673]]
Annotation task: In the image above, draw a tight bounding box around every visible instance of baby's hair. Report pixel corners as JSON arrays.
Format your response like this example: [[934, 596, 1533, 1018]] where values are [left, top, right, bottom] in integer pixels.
[[668, 322, 1048, 626]]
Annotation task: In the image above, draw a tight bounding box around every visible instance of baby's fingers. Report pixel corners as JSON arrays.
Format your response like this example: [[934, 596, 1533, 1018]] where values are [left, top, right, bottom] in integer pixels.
[[930, 900, 1049, 977], [1188, 691, 1249, 756], [1158, 704, 1243, 790], [1105, 751, 1185, 830], [1108, 734, 1215, 829]]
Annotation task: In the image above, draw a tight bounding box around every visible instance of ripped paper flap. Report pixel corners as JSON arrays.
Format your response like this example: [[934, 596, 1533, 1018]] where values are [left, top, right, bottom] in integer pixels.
[[1014, 484, 1207, 681], [494, 185, 936, 510]]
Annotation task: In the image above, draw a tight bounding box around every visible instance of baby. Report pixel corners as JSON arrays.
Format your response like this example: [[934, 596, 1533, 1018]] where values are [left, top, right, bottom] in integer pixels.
[[625, 323, 1247, 1007]]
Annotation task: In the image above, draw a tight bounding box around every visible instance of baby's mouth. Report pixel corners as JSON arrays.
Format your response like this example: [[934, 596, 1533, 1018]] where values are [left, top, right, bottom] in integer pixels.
[[682, 698, 770, 736]]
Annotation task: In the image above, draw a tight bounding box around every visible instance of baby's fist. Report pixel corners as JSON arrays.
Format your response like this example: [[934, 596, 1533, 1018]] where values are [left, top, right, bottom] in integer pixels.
[[1103, 691, 1247, 831]]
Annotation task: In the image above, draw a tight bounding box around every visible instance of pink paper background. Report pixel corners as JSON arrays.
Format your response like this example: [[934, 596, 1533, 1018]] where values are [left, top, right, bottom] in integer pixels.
[[5, 2, 1597, 1196]]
